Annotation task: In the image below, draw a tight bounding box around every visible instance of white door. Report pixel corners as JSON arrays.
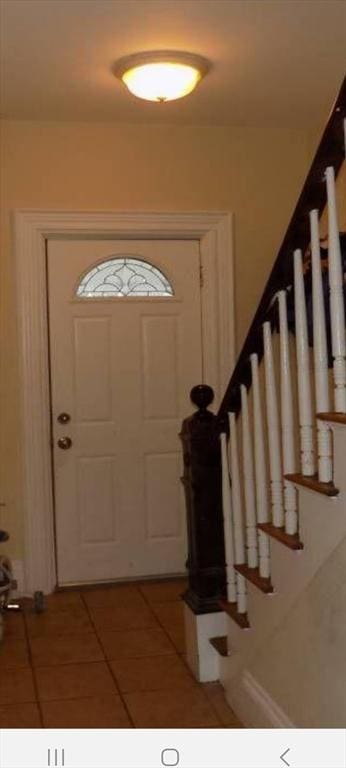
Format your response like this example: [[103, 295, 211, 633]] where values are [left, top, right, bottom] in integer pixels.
[[47, 239, 203, 586]]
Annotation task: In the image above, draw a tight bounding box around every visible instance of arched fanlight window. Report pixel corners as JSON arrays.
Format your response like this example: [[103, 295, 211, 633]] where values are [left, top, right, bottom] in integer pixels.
[[76, 257, 174, 298]]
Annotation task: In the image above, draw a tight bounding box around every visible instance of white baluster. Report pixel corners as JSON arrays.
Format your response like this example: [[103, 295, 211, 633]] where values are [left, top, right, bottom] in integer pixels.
[[294, 249, 316, 475], [326, 166, 346, 412], [240, 384, 259, 569], [228, 412, 247, 614], [250, 354, 270, 578], [278, 291, 298, 535], [263, 322, 284, 528], [220, 433, 237, 604], [310, 209, 333, 482]]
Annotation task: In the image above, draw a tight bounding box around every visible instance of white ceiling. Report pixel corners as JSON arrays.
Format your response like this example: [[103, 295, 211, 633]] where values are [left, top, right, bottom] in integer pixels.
[[1, 0, 345, 126]]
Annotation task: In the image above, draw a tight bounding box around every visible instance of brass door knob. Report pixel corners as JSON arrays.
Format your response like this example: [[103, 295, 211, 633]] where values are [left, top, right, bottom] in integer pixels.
[[57, 436, 72, 450]]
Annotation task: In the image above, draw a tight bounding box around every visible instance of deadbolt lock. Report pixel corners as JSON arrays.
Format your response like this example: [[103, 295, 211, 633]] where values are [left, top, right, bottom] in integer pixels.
[[57, 412, 71, 424]]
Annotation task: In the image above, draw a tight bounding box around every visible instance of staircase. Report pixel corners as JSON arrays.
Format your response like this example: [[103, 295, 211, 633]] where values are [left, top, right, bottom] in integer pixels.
[[181, 77, 346, 728]]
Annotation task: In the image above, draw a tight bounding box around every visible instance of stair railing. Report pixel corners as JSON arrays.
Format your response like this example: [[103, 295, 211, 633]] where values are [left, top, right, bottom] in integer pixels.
[[181, 76, 345, 621]]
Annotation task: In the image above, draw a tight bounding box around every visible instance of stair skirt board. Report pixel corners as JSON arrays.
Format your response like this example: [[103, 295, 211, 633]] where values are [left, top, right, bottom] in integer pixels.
[[224, 670, 296, 729]]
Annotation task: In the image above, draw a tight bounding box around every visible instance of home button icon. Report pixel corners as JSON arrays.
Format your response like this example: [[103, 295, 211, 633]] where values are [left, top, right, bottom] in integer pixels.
[[161, 748, 180, 766]]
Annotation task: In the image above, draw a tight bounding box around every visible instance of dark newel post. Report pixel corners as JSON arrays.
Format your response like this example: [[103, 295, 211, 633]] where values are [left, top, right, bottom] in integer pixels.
[[180, 384, 227, 614]]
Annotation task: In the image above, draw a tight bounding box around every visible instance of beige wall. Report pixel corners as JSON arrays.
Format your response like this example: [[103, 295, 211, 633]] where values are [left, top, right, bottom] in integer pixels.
[[307, 127, 346, 233], [0, 119, 312, 558], [249, 535, 346, 727]]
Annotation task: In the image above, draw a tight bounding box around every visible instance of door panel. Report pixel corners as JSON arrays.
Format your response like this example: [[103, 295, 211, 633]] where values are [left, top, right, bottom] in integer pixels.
[[74, 317, 112, 421], [77, 456, 118, 543], [48, 239, 202, 585], [142, 315, 180, 419], [144, 452, 183, 539]]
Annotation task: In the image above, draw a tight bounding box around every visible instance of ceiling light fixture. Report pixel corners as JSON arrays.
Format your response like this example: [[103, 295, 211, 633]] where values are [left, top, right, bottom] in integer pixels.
[[114, 51, 210, 103]]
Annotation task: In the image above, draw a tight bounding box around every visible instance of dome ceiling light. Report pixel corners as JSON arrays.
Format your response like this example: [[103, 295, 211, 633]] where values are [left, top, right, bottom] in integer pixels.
[[114, 51, 210, 103]]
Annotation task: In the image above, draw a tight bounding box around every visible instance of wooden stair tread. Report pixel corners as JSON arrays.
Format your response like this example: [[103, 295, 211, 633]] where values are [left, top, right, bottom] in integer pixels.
[[209, 635, 230, 657], [220, 600, 250, 629], [234, 564, 273, 593], [257, 522, 304, 550], [317, 412, 346, 425], [285, 472, 339, 497]]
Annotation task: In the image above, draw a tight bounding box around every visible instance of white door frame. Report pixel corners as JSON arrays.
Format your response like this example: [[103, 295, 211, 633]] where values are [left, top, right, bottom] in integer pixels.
[[14, 210, 235, 594]]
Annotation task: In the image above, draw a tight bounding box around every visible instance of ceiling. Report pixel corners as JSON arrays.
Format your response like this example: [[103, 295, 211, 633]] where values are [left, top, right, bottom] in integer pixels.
[[0, 0, 345, 126]]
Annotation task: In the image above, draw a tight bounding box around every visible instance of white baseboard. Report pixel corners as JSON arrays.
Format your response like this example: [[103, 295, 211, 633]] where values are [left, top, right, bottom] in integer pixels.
[[225, 670, 296, 728]]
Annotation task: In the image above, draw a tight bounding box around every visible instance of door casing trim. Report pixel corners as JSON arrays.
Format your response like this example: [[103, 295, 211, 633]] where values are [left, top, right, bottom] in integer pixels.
[[14, 210, 234, 594]]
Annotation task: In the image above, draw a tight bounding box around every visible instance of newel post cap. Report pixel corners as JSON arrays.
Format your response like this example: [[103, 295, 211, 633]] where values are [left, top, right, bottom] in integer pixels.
[[190, 384, 214, 411]]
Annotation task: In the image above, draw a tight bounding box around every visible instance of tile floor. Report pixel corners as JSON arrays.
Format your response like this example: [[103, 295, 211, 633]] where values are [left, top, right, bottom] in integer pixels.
[[0, 578, 242, 728]]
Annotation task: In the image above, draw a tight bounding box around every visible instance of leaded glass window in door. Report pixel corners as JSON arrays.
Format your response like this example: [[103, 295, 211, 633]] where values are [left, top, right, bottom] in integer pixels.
[[76, 257, 174, 297]]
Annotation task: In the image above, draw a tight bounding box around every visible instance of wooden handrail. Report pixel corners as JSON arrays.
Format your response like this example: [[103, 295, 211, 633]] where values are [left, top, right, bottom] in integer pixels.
[[218, 76, 346, 420]]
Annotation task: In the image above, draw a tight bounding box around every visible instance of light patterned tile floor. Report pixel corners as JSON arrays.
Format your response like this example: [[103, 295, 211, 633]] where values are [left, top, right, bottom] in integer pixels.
[[0, 577, 242, 728]]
